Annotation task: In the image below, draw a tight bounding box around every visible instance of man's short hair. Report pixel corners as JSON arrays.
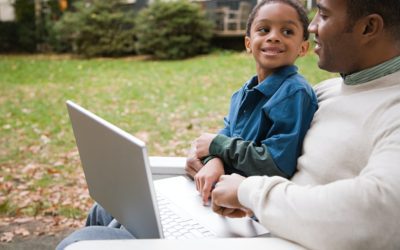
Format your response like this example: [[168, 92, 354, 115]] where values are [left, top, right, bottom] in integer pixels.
[[346, 0, 400, 41]]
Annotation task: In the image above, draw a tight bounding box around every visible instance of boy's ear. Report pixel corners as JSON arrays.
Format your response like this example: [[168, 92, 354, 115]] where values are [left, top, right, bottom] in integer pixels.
[[298, 40, 309, 57], [244, 36, 252, 53]]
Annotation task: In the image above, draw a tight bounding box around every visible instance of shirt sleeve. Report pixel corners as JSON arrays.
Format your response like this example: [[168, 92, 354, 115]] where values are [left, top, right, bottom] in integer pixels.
[[209, 134, 287, 177], [209, 90, 317, 178], [238, 125, 400, 250]]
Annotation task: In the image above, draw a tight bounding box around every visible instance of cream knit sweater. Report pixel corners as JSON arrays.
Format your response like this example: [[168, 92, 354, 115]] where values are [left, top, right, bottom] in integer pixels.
[[238, 70, 400, 250]]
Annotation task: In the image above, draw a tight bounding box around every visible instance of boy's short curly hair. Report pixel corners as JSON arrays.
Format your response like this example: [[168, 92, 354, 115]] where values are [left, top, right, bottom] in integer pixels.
[[245, 0, 309, 41]]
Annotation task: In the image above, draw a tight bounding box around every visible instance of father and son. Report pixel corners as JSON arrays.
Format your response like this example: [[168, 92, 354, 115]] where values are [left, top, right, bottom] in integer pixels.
[[58, 0, 400, 249]]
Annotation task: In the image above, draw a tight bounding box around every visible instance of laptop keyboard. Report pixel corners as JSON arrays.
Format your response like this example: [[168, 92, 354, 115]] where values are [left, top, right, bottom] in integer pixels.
[[157, 195, 216, 239]]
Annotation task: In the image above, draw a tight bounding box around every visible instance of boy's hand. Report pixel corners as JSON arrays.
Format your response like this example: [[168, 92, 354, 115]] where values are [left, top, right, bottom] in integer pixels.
[[185, 146, 204, 179], [194, 158, 224, 205], [194, 133, 217, 159]]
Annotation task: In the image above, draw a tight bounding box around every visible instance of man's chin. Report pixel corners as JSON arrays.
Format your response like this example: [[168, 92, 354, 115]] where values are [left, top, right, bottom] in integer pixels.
[[318, 62, 339, 73], [316, 56, 330, 71]]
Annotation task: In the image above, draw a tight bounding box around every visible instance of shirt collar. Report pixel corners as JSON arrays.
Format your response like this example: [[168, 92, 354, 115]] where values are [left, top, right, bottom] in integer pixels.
[[246, 65, 298, 97], [342, 56, 400, 85]]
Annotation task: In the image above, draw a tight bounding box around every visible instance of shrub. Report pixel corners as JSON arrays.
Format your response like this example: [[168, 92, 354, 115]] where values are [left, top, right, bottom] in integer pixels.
[[135, 0, 214, 60], [53, 0, 136, 57], [13, 0, 37, 52], [36, 0, 65, 52], [0, 22, 19, 52]]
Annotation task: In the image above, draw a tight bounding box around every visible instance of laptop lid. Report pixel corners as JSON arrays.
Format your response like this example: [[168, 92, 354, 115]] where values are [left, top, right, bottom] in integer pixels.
[[66, 100, 163, 239], [67, 100, 269, 239]]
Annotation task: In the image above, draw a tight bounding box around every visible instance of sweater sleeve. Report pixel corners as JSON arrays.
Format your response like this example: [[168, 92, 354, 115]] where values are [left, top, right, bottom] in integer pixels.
[[238, 127, 400, 250]]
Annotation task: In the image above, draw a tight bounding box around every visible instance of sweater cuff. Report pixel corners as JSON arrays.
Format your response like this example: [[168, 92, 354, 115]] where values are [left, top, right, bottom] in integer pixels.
[[209, 134, 233, 156], [238, 176, 287, 215], [238, 176, 264, 209]]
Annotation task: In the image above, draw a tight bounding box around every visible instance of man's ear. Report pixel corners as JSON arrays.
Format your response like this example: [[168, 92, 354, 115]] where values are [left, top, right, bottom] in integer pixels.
[[359, 14, 384, 41], [298, 40, 309, 57], [244, 36, 252, 53]]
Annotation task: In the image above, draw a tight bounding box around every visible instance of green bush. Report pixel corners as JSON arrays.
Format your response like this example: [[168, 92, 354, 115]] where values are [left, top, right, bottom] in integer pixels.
[[53, 0, 136, 57], [36, 0, 65, 52], [135, 0, 214, 60], [0, 22, 19, 52], [13, 0, 37, 52]]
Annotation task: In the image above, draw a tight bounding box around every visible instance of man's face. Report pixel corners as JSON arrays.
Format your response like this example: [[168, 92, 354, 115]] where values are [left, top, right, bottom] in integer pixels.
[[308, 0, 362, 74]]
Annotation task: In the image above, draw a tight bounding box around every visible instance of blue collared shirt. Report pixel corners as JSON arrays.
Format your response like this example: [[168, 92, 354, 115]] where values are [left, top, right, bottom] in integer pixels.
[[210, 65, 318, 178]]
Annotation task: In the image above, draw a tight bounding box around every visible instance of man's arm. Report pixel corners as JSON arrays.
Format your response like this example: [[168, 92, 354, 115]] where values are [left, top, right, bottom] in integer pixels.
[[238, 131, 400, 250]]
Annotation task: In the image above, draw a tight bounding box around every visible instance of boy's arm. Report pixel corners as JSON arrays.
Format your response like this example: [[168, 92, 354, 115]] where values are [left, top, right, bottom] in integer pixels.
[[209, 91, 317, 178], [209, 135, 287, 177]]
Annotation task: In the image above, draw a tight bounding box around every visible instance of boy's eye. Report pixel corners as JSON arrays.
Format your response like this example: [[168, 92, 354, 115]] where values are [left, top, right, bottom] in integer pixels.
[[282, 29, 294, 36], [258, 27, 269, 33]]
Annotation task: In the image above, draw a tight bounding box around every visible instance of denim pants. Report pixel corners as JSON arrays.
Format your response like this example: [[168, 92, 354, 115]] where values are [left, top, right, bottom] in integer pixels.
[[56, 203, 134, 250]]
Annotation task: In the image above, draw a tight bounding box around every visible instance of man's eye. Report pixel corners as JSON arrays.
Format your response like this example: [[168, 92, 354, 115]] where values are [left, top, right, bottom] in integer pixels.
[[318, 10, 328, 20], [258, 28, 269, 33]]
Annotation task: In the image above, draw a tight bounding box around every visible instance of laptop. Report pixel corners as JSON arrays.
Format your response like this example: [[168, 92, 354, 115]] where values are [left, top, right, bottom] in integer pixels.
[[66, 100, 269, 239]]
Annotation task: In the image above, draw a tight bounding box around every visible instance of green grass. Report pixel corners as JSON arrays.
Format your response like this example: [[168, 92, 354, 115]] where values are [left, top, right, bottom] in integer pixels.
[[0, 51, 337, 218]]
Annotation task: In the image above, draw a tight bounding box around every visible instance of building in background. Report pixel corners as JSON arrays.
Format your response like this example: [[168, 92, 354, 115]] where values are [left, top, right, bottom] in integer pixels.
[[0, 0, 316, 51], [0, 0, 15, 21]]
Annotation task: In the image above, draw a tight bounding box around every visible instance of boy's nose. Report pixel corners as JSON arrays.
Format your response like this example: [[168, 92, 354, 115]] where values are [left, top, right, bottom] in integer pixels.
[[267, 30, 281, 43]]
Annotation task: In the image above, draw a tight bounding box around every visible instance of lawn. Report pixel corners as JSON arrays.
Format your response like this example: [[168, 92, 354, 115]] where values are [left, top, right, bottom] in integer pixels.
[[0, 51, 337, 231]]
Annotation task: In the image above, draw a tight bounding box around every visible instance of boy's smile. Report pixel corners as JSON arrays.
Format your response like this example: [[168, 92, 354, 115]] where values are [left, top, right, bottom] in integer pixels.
[[261, 45, 284, 56], [245, 2, 309, 82]]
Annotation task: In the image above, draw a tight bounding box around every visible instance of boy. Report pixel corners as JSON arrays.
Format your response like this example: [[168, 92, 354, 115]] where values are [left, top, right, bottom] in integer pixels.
[[186, 0, 318, 204]]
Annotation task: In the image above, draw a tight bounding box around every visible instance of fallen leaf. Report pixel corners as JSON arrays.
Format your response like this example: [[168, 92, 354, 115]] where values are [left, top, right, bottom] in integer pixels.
[[2, 124, 11, 130], [40, 134, 51, 144], [0, 221, 9, 227], [0, 232, 14, 243], [21, 163, 38, 176], [13, 217, 34, 224], [14, 227, 30, 236]]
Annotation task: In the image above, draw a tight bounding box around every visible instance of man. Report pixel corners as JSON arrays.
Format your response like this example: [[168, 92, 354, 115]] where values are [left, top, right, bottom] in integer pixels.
[[57, 0, 400, 248], [210, 0, 400, 249]]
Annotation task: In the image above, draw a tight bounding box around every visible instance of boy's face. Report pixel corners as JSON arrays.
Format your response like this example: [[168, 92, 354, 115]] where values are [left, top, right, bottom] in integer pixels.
[[245, 2, 309, 81]]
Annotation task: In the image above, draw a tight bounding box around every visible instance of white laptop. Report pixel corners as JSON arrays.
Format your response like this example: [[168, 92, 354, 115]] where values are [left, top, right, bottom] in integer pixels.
[[66, 100, 269, 239]]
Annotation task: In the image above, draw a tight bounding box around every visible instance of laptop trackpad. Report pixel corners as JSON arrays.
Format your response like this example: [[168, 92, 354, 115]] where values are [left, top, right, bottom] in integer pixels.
[[154, 176, 269, 238]]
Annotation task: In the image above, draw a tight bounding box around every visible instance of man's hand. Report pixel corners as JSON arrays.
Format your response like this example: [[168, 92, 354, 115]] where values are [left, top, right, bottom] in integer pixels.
[[194, 133, 217, 159], [194, 158, 224, 205], [185, 146, 204, 179], [211, 174, 251, 218]]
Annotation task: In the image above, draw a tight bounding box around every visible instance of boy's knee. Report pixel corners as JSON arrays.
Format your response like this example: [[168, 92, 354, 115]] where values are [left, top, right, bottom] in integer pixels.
[[56, 226, 134, 250], [86, 203, 114, 226]]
